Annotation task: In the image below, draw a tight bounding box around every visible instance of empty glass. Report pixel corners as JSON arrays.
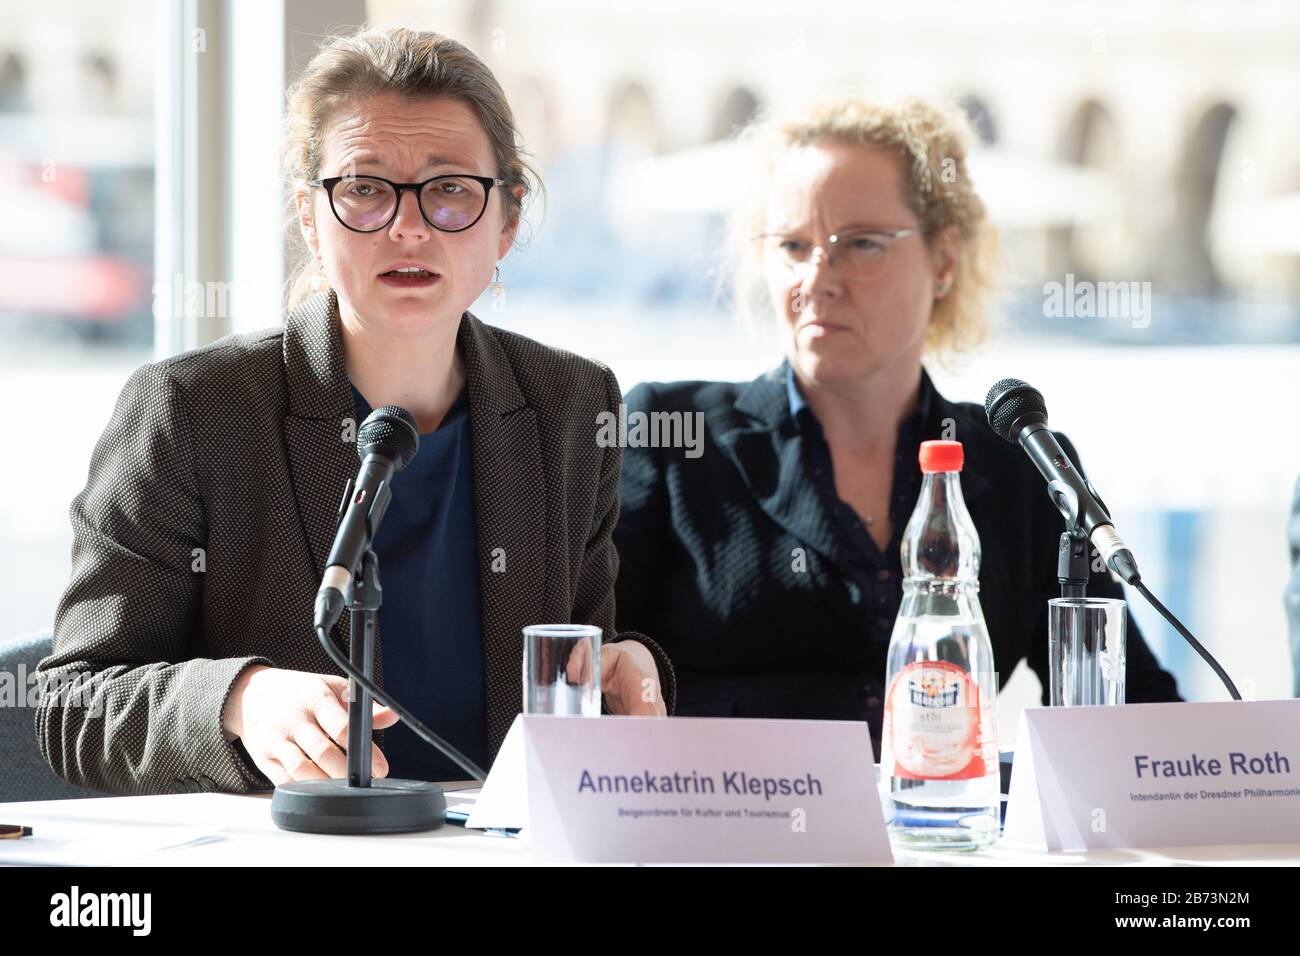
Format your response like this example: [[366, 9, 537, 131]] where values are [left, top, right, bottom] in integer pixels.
[[1047, 597, 1127, 706], [523, 624, 601, 716]]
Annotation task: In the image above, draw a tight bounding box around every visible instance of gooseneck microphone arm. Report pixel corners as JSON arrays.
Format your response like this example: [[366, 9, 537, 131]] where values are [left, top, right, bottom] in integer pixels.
[[985, 378, 1241, 701]]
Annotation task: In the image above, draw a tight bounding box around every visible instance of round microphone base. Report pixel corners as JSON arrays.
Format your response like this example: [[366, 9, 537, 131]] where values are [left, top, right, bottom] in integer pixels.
[[270, 778, 447, 834]]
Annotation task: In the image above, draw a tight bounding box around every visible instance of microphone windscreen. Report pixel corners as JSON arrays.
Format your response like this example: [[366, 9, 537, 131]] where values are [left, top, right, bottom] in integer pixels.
[[984, 378, 1048, 443], [357, 405, 420, 470]]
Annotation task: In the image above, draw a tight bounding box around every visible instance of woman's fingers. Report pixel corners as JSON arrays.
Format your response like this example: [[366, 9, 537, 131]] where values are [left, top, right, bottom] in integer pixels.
[[370, 743, 389, 778], [565, 639, 593, 685], [319, 677, 401, 732], [313, 686, 353, 748], [271, 738, 329, 782], [259, 755, 290, 787], [601, 641, 668, 716], [238, 673, 397, 784], [256, 730, 388, 783], [370, 703, 400, 729], [292, 720, 349, 779], [309, 684, 391, 777]]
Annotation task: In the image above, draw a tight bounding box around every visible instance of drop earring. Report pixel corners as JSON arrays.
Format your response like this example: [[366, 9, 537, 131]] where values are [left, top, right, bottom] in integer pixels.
[[309, 259, 328, 292], [490, 264, 505, 299]]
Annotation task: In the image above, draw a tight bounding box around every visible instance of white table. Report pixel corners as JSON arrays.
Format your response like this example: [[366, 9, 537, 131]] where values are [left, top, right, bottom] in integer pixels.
[[3, 787, 1300, 866], [0, 784, 526, 866]]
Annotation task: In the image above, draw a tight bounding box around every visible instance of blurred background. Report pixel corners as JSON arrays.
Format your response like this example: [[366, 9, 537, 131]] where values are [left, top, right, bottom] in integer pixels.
[[1, 0, 1297, 740]]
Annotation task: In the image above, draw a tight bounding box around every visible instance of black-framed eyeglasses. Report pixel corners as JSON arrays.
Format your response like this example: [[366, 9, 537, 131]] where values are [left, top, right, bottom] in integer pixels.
[[753, 225, 927, 280], [307, 173, 507, 233]]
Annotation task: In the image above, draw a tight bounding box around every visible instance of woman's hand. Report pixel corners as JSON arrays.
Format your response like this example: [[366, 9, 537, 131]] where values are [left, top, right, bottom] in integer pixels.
[[599, 641, 668, 716], [221, 665, 399, 784]]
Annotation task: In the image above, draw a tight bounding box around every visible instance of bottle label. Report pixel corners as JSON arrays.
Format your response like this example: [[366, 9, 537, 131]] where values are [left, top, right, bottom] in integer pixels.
[[882, 660, 995, 781]]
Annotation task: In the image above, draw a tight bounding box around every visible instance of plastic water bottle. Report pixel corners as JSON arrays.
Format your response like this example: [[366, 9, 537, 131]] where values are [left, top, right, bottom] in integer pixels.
[[879, 439, 1000, 850]]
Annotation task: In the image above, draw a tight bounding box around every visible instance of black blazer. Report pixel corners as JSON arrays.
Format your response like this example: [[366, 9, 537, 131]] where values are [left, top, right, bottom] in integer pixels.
[[613, 366, 1180, 745], [37, 289, 675, 795]]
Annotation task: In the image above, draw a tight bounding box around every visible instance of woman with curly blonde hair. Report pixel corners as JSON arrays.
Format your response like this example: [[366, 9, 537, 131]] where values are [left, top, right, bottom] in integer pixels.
[[614, 95, 1179, 748]]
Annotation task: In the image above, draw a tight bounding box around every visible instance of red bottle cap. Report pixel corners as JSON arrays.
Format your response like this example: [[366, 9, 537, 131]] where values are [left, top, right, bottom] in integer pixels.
[[919, 439, 964, 473]]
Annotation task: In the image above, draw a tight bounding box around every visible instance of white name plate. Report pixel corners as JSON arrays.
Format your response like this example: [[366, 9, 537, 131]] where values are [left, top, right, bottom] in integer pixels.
[[1003, 699, 1300, 852], [467, 714, 892, 864]]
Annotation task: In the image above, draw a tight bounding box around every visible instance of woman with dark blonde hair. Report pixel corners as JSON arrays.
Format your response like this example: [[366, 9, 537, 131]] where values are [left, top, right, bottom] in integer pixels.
[[614, 95, 1178, 750], [38, 27, 673, 795]]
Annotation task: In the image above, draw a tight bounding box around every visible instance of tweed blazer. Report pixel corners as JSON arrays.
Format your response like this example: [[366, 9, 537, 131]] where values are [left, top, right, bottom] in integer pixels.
[[36, 288, 676, 795]]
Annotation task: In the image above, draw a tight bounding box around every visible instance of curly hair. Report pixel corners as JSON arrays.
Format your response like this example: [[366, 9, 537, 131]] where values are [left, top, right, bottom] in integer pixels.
[[727, 95, 1005, 361]]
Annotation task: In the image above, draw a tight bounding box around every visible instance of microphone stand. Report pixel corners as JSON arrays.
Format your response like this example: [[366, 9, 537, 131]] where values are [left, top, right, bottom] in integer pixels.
[[988, 378, 1241, 700], [270, 549, 447, 834]]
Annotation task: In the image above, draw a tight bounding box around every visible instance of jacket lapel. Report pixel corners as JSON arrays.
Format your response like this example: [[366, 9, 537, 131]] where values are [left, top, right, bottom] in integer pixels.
[[282, 290, 362, 662], [716, 368, 845, 572], [458, 311, 548, 759]]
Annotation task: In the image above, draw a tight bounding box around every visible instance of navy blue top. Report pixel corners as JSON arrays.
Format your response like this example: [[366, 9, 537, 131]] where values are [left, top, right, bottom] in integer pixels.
[[785, 361, 932, 660], [350, 382, 488, 782]]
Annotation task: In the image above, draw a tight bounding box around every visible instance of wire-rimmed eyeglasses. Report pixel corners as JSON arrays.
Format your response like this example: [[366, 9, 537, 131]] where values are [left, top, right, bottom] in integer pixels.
[[754, 225, 927, 280], [307, 173, 507, 234]]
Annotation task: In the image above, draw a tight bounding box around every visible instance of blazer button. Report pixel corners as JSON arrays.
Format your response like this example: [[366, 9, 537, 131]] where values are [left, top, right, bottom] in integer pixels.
[[867, 696, 881, 708], [199, 775, 216, 792]]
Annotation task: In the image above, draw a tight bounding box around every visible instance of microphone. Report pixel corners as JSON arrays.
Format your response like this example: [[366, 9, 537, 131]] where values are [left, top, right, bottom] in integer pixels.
[[984, 378, 1141, 585], [983, 378, 1242, 701], [274, 401, 487, 834], [313, 405, 420, 634]]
